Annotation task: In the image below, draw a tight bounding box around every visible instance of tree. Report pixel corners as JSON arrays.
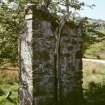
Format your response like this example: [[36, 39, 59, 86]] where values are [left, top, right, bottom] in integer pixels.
[[0, 1, 20, 64], [1, 0, 100, 105], [0, 0, 85, 64], [19, 0, 84, 105]]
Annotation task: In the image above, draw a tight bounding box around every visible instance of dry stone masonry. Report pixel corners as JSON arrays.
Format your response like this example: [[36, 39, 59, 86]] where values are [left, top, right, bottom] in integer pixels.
[[19, 4, 83, 105]]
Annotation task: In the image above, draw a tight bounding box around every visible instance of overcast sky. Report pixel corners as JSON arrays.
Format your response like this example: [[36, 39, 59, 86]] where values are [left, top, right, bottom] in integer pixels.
[[79, 0, 105, 20]]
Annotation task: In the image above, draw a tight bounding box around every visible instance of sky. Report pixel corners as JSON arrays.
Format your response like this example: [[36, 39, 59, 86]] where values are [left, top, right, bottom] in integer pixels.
[[79, 0, 105, 20]]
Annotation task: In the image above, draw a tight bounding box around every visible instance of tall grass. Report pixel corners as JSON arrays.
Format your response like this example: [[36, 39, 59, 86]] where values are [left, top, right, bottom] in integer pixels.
[[83, 61, 105, 105], [0, 63, 18, 105]]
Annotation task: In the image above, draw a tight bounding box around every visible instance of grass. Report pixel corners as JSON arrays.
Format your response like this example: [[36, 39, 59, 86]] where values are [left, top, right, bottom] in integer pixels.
[[0, 83, 18, 105], [0, 61, 105, 105], [0, 63, 18, 105], [83, 61, 105, 88], [84, 40, 105, 59], [83, 60, 105, 105]]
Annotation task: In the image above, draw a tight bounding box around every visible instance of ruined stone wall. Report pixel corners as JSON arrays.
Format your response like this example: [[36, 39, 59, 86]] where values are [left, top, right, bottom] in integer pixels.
[[20, 5, 83, 105]]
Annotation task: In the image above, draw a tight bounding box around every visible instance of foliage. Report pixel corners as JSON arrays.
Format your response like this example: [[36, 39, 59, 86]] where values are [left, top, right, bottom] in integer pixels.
[[0, 1, 25, 63], [82, 18, 105, 54], [0, 0, 84, 64], [84, 84, 105, 105], [0, 0, 104, 63]]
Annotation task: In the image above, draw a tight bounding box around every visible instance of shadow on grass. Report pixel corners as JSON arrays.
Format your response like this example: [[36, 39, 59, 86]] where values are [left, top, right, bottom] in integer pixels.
[[0, 88, 5, 96], [83, 82, 105, 105]]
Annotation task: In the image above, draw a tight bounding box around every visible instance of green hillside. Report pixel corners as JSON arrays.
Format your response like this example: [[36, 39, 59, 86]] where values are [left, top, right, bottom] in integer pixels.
[[83, 18, 105, 59]]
